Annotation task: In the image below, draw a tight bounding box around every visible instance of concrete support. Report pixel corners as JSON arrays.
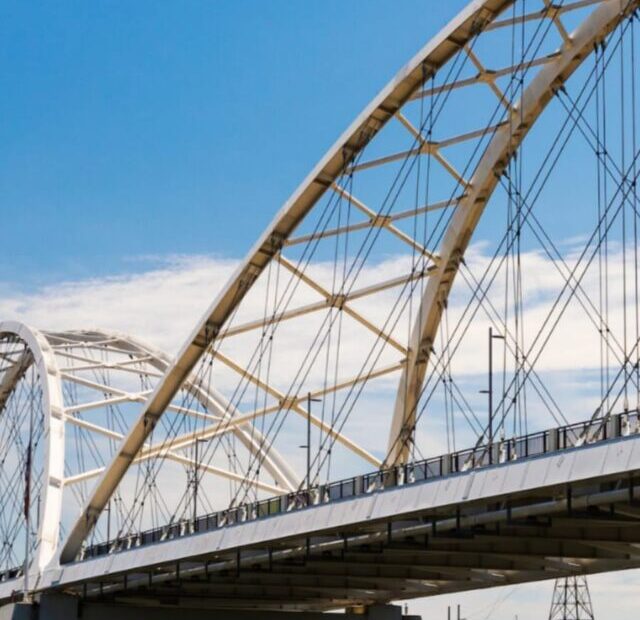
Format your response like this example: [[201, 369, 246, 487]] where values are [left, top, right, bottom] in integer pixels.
[[8, 597, 421, 620], [0, 603, 33, 620]]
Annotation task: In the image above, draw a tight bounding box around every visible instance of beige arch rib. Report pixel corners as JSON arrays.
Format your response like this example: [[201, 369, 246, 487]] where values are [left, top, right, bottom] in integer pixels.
[[387, 0, 636, 465], [58, 0, 514, 566], [58, 0, 630, 565]]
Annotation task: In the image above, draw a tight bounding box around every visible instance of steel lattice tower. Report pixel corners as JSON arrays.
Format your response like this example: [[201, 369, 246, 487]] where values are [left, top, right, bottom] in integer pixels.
[[548, 577, 595, 620]]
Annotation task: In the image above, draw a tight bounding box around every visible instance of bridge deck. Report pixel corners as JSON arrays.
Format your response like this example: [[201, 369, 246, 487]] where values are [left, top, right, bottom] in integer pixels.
[[4, 412, 640, 610]]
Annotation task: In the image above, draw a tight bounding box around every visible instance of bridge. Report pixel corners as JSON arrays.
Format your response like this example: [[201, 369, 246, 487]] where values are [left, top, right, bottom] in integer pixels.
[[4, 410, 640, 614], [2, 1, 640, 618]]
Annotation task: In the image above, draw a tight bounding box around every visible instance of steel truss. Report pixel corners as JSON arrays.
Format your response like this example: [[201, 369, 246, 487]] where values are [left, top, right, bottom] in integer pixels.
[[549, 575, 595, 620], [0, 322, 298, 577], [2, 3, 640, 608]]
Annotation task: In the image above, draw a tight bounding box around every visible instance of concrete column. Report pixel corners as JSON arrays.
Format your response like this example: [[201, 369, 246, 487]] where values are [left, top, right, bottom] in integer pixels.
[[38, 595, 78, 620], [0, 603, 34, 620]]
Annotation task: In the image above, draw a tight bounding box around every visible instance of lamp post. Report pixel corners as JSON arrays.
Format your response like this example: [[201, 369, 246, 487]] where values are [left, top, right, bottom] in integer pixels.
[[480, 327, 504, 463], [193, 438, 209, 527], [300, 393, 321, 490]]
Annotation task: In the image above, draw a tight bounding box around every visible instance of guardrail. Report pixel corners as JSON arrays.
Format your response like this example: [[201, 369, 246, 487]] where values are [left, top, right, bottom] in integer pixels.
[[2, 409, 638, 581], [78, 409, 640, 561]]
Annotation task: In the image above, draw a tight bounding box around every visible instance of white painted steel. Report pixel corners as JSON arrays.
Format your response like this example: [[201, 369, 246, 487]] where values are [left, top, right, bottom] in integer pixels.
[[388, 0, 638, 465], [14, 432, 640, 602], [55, 0, 516, 566], [0, 321, 65, 573], [57, 0, 640, 564], [0, 325, 300, 584]]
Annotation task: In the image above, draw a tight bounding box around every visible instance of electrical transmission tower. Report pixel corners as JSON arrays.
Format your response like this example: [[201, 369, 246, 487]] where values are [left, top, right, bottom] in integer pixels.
[[548, 576, 595, 620]]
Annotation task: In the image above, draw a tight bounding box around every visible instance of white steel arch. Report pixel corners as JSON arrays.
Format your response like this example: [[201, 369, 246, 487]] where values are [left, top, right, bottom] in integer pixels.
[[0, 321, 65, 574], [57, 0, 639, 565], [387, 0, 637, 465], [52, 329, 299, 492], [0, 324, 299, 584]]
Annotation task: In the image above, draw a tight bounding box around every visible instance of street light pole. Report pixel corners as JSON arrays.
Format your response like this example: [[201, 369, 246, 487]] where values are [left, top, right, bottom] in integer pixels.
[[306, 393, 311, 490], [193, 438, 208, 527], [481, 327, 504, 464], [488, 326, 494, 454], [300, 393, 321, 490], [194, 439, 199, 526]]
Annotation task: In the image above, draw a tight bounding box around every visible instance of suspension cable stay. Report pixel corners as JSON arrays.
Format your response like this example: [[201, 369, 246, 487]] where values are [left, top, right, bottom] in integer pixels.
[[4, 7, 640, 614]]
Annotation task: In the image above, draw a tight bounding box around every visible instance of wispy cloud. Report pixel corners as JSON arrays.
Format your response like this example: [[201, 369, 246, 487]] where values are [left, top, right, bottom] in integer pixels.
[[2, 247, 639, 616], [1, 254, 237, 353], [407, 569, 640, 620], [2, 245, 636, 453]]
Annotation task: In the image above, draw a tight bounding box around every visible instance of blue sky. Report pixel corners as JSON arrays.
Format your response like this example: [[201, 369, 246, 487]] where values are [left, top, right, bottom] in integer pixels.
[[0, 1, 469, 288], [3, 4, 640, 616]]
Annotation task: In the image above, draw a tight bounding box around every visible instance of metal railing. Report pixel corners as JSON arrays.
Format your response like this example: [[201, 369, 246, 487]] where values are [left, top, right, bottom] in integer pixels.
[[3, 409, 638, 581], [77, 409, 640, 561]]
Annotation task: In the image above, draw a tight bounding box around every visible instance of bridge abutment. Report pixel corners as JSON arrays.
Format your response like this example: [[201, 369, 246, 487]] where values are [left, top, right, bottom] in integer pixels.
[[0, 603, 33, 620]]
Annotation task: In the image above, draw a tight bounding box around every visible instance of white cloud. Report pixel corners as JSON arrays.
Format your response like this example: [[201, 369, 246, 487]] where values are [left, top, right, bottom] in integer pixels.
[[2, 245, 640, 615], [404, 570, 640, 620], [2, 245, 636, 472], [0, 255, 237, 354], [3, 245, 637, 473]]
